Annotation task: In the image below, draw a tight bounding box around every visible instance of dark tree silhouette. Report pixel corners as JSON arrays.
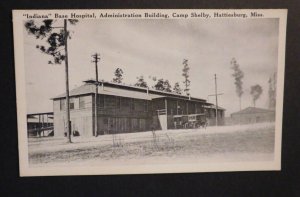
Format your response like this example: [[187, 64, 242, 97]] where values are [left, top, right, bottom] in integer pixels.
[[163, 80, 172, 92], [24, 19, 78, 143], [135, 75, 148, 88], [154, 79, 172, 92], [25, 19, 78, 64], [250, 84, 263, 107], [154, 79, 164, 91], [182, 59, 191, 96], [112, 68, 124, 83], [173, 82, 182, 94], [230, 58, 244, 110]]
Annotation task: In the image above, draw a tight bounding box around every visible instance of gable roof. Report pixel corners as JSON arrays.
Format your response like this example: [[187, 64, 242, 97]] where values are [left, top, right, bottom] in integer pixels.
[[231, 107, 275, 115], [53, 83, 165, 101], [52, 80, 209, 104]]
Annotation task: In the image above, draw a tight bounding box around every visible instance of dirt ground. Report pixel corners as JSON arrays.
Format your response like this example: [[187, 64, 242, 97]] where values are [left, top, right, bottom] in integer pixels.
[[28, 122, 275, 167]]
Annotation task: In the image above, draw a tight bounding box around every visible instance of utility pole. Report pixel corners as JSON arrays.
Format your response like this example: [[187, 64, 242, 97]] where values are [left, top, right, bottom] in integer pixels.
[[207, 93, 224, 102], [64, 19, 72, 143], [92, 53, 100, 137], [207, 92, 223, 126], [214, 74, 218, 126]]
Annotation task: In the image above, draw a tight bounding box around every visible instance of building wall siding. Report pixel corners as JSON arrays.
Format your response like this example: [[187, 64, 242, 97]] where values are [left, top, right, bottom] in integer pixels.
[[54, 95, 93, 137], [231, 111, 275, 125], [53, 93, 226, 137]]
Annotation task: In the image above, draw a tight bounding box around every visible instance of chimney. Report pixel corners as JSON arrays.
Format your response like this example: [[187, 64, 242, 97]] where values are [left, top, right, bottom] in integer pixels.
[[189, 94, 191, 100], [101, 80, 104, 90], [146, 87, 149, 95]]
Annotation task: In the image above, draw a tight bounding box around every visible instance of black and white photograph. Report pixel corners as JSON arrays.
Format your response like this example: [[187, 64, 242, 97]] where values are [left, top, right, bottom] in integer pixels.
[[13, 9, 287, 176]]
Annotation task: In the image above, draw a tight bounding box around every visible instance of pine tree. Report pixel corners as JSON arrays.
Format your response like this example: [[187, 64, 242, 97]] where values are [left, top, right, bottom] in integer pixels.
[[250, 84, 263, 107], [24, 19, 78, 143], [25, 19, 78, 64], [135, 75, 148, 88], [230, 58, 244, 110], [163, 80, 172, 92], [182, 59, 191, 95], [154, 79, 165, 91], [154, 79, 172, 92], [173, 82, 182, 94], [112, 68, 124, 83]]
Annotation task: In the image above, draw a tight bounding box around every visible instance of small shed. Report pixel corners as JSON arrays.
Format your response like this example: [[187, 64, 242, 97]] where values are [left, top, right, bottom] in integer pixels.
[[27, 112, 54, 137], [230, 107, 275, 125]]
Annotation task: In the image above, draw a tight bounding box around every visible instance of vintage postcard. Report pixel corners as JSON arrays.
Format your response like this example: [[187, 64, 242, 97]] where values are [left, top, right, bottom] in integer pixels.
[[13, 9, 287, 176]]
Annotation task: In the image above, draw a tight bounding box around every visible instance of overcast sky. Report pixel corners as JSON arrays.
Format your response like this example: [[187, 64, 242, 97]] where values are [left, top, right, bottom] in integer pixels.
[[24, 18, 279, 115]]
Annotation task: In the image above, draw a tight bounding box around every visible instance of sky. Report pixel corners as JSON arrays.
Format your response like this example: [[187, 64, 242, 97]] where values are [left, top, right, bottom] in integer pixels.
[[24, 18, 279, 115]]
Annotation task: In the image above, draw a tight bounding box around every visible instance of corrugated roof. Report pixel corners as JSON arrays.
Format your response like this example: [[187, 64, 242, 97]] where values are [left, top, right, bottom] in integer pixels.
[[52, 80, 208, 103], [54, 84, 94, 98], [231, 107, 275, 115], [53, 83, 164, 100]]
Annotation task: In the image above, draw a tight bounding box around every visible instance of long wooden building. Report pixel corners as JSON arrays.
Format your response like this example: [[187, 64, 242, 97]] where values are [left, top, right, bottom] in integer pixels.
[[52, 80, 225, 137]]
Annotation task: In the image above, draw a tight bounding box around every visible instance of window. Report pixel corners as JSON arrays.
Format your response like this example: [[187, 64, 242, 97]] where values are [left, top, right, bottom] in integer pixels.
[[79, 97, 85, 109], [139, 119, 146, 131], [104, 95, 116, 108], [98, 95, 104, 108], [132, 118, 139, 130], [70, 103, 75, 110], [116, 97, 121, 109], [144, 101, 148, 112], [60, 98, 75, 110], [131, 99, 135, 111], [69, 98, 75, 110], [121, 97, 130, 107], [60, 99, 65, 111]]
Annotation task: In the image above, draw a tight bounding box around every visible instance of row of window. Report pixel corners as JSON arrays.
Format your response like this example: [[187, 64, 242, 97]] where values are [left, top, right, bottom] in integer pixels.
[[59, 96, 219, 116], [97, 96, 149, 111], [59, 96, 149, 112], [60, 97, 85, 111]]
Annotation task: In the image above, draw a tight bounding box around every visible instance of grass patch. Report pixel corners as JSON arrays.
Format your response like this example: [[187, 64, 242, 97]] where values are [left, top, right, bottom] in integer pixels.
[[29, 124, 275, 165]]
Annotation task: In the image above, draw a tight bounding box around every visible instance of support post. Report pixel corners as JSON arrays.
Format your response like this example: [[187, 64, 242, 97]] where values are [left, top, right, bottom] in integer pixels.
[[165, 98, 168, 130], [186, 102, 188, 115], [42, 114, 44, 136], [64, 19, 72, 143], [26, 115, 29, 137], [92, 53, 100, 137], [38, 114, 41, 137], [214, 74, 218, 126]]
